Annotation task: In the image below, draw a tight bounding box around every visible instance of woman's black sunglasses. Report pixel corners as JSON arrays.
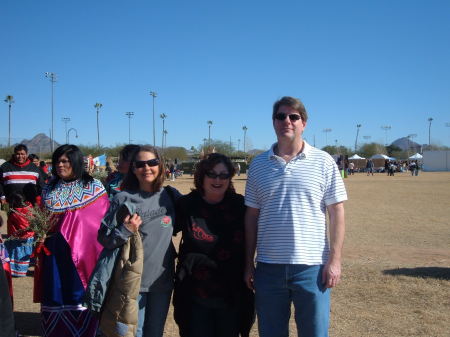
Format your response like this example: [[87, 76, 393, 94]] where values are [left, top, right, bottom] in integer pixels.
[[205, 171, 231, 180], [274, 113, 301, 121], [134, 159, 160, 168]]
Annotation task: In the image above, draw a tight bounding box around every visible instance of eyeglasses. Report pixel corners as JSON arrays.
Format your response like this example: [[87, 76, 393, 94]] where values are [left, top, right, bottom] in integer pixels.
[[56, 159, 70, 165], [205, 171, 231, 180], [134, 159, 160, 168], [274, 113, 301, 121]]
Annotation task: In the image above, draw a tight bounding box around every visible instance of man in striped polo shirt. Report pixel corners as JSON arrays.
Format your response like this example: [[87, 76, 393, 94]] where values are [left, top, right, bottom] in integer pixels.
[[244, 96, 347, 337]]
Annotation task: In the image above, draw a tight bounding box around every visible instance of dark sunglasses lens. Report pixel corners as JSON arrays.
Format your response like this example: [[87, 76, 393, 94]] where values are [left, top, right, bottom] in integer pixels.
[[135, 159, 159, 168], [147, 159, 159, 167], [206, 172, 230, 179], [275, 113, 285, 121], [275, 113, 301, 121]]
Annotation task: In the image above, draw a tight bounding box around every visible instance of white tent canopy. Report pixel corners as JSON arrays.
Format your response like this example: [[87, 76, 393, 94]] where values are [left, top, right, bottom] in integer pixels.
[[349, 154, 365, 159], [370, 154, 394, 160], [409, 153, 423, 160]]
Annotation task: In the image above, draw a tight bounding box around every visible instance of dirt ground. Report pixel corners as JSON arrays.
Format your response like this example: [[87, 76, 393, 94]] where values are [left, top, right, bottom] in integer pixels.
[[2, 171, 449, 336]]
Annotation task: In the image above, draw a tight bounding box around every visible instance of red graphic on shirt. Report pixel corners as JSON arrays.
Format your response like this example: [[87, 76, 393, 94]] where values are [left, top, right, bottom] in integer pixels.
[[192, 222, 214, 242]]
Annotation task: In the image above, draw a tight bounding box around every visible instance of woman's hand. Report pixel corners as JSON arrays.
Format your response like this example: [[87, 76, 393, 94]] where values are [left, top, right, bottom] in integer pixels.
[[123, 213, 142, 233]]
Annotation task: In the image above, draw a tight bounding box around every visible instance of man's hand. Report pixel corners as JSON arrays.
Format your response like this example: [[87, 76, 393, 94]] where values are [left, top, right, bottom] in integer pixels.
[[123, 213, 142, 233], [244, 263, 255, 290], [322, 259, 342, 288]]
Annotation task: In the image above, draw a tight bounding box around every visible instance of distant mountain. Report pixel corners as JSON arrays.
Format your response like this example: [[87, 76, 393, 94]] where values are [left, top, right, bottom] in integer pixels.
[[391, 137, 422, 152], [20, 133, 60, 154]]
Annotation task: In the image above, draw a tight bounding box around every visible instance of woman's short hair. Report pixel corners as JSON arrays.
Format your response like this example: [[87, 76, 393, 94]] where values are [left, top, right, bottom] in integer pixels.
[[121, 145, 165, 192], [50, 144, 93, 189], [193, 153, 235, 196], [120, 144, 140, 162], [272, 96, 308, 122], [28, 154, 39, 161]]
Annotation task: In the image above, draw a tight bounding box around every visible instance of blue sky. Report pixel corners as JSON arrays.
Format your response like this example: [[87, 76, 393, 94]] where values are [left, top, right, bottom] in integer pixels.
[[1, 0, 450, 152]]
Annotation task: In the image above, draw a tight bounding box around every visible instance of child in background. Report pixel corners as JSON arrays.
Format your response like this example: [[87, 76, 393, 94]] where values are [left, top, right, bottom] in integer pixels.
[[4, 193, 34, 277]]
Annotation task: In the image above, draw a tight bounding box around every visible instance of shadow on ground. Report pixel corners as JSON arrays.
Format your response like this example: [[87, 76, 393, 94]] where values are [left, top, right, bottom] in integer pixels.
[[14, 312, 41, 337], [383, 267, 450, 280]]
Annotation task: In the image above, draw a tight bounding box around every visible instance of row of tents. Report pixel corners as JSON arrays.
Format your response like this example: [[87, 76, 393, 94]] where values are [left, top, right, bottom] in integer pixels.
[[348, 153, 423, 161]]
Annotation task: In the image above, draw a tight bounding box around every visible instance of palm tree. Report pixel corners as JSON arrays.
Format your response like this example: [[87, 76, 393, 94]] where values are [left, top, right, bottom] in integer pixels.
[[207, 120, 213, 145], [160, 113, 167, 150], [94, 103, 103, 148], [242, 126, 248, 153], [4, 95, 14, 147]]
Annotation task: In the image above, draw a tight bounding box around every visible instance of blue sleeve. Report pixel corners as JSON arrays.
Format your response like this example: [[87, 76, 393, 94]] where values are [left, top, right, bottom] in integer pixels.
[[97, 195, 133, 249]]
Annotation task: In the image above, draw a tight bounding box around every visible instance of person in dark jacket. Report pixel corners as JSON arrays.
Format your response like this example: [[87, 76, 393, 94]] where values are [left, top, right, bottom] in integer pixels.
[[173, 153, 255, 337], [29, 153, 49, 182], [0, 261, 15, 337]]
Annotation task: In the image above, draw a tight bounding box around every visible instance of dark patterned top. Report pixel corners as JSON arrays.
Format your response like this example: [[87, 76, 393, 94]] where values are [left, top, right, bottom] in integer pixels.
[[175, 190, 247, 303]]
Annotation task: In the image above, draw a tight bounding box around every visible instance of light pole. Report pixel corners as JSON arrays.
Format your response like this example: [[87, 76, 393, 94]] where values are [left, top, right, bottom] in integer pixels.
[[150, 91, 157, 146], [203, 138, 207, 151], [427, 117, 433, 147], [242, 126, 248, 154], [381, 125, 391, 146], [407, 134, 417, 157], [3, 95, 14, 147], [446, 123, 450, 145], [354, 124, 362, 152], [62, 117, 71, 143], [163, 130, 168, 149], [125, 112, 134, 144], [68, 128, 78, 144], [323, 128, 332, 146], [94, 103, 102, 148], [160, 113, 167, 151], [207, 120, 213, 146], [45, 72, 57, 152], [237, 139, 241, 152]]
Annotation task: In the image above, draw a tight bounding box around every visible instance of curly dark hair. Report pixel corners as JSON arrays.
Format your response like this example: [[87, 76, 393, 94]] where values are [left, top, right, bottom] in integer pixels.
[[193, 153, 235, 196]]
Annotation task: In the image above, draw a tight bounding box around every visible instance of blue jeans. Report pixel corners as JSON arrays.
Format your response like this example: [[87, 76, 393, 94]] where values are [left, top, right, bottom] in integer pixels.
[[136, 290, 172, 337], [254, 263, 330, 337]]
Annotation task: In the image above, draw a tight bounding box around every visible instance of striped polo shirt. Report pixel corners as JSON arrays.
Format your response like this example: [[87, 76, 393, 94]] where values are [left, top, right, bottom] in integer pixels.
[[245, 141, 347, 265]]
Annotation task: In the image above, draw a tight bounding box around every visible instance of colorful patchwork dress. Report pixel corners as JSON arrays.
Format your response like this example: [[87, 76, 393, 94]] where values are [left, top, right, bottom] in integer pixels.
[[5, 203, 34, 277], [38, 178, 109, 337]]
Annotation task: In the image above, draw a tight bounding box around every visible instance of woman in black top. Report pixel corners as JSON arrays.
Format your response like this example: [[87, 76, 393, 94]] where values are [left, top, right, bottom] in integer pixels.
[[173, 153, 254, 337]]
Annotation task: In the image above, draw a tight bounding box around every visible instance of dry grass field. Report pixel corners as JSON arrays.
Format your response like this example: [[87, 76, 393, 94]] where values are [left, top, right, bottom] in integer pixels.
[[2, 171, 449, 337]]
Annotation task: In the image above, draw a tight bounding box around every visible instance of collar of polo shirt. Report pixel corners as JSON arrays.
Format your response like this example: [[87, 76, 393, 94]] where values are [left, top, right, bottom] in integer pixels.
[[269, 141, 312, 160]]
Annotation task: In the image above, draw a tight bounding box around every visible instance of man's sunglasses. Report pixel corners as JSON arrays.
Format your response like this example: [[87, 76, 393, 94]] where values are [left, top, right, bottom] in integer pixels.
[[205, 171, 231, 180], [134, 159, 160, 168], [274, 113, 302, 121]]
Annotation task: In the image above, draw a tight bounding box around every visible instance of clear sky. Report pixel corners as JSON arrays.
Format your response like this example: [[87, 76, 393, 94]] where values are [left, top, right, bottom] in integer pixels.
[[1, 0, 450, 152]]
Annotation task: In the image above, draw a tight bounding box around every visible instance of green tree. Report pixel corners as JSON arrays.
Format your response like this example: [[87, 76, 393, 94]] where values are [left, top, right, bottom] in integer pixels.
[[359, 142, 386, 159], [197, 139, 235, 156], [163, 147, 188, 161], [321, 146, 351, 156]]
